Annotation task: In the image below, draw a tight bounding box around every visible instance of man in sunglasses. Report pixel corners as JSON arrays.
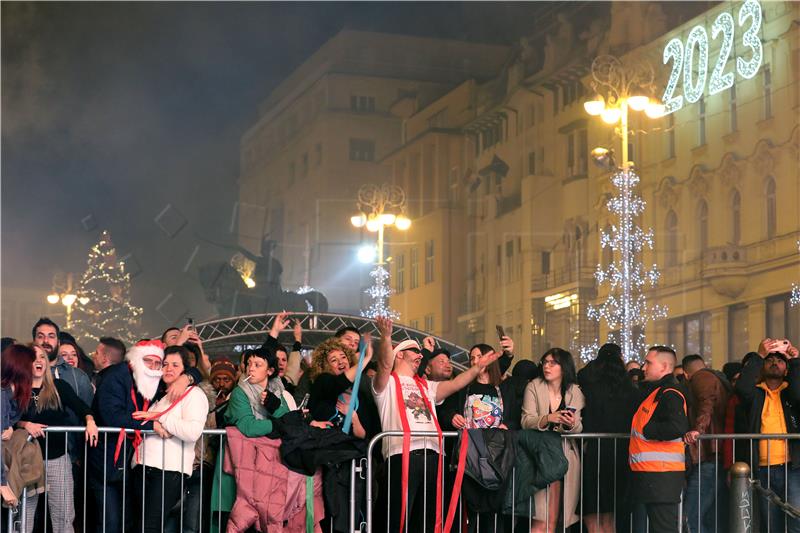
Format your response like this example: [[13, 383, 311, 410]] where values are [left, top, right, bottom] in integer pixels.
[[735, 338, 800, 533]]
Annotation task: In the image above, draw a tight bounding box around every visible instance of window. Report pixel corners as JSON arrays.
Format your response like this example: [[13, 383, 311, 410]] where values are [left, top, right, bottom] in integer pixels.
[[424, 240, 434, 284], [577, 129, 588, 175], [505, 240, 514, 282], [350, 95, 375, 113], [729, 304, 749, 361], [288, 161, 296, 186], [666, 114, 676, 159], [729, 84, 738, 132], [410, 247, 419, 289], [763, 66, 772, 120], [527, 103, 536, 128], [665, 210, 679, 267], [541, 251, 551, 275], [552, 89, 559, 115], [698, 98, 706, 146], [301, 153, 309, 178], [698, 201, 708, 253], [528, 151, 536, 175], [410, 319, 419, 330], [349, 139, 375, 162], [495, 244, 502, 286], [766, 177, 777, 238], [732, 190, 741, 244], [668, 312, 712, 356], [314, 143, 322, 166], [539, 147, 545, 173], [566, 130, 587, 176], [395, 254, 405, 293], [424, 314, 434, 333], [767, 294, 800, 343]]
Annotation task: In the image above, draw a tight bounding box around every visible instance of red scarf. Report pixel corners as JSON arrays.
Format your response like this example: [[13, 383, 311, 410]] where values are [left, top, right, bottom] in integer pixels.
[[390, 373, 466, 533]]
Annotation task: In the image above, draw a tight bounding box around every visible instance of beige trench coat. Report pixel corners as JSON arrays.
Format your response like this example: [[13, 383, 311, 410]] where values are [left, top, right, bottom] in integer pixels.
[[521, 378, 585, 527]]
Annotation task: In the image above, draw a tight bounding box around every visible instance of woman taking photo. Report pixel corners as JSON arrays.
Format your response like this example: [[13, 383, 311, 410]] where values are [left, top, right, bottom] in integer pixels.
[[131, 345, 208, 533], [521, 348, 584, 533], [18, 345, 99, 533], [307, 337, 372, 438]]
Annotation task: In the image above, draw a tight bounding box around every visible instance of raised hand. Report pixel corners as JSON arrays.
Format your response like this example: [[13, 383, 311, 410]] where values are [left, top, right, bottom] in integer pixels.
[[293, 319, 303, 343], [422, 336, 435, 352], [375, 316, 393, 338], [270, 311, 291, 338], [499, 335, 514, 354]]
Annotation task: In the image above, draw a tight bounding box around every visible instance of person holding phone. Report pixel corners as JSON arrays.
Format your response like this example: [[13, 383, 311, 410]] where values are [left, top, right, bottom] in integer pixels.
[[521, 348, 584, 533]]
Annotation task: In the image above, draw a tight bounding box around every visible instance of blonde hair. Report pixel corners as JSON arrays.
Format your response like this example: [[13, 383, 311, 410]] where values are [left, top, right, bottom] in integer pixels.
[[308, 338, 356, 382], [29, 344, 62, 413]]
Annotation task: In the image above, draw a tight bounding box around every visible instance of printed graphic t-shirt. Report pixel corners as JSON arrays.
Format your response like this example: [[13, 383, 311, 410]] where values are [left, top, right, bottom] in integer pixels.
[[463, 382, 503, 429], [372, 375, 442, 460]]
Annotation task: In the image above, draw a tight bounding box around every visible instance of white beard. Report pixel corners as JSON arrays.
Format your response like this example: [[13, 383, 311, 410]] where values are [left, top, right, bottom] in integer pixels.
[[131, 362, 162, 401]]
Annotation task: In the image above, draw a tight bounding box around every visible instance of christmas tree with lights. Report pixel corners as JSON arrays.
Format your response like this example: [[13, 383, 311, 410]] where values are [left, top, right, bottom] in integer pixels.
[[586, 168, 667, 362], [361, 265, 399, 320], [71, 231, 142, 345]]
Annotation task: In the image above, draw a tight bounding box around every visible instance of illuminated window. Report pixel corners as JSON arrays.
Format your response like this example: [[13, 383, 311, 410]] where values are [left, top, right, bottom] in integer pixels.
[[395, 254, 405, 294]]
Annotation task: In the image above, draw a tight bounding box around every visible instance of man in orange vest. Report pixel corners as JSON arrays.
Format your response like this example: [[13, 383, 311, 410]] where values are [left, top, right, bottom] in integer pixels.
[[629, 345, 689, 533]]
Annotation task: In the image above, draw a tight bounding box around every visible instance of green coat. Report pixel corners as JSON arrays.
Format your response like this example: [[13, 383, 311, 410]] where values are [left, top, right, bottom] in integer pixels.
[[502, 429, 568, 517], [209, 386, 290, 532]]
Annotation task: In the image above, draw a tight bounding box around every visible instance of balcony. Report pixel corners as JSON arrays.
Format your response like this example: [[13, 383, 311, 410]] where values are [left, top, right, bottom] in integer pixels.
[[531, 265, 596, 294], [702, 245, 748, 298]]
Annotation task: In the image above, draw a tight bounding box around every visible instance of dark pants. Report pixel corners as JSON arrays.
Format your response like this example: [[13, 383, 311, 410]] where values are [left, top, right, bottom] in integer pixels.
[[133, 465, 186, 533], [164, 464, 214, 533], [376, 451, 439, 533], [757, 463, 800, 533], [89, 473, 131, 533], [645, 502, 680, 533]]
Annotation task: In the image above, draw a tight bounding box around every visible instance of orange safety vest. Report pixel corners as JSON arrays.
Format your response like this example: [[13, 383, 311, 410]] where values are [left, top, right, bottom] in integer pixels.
[[629, 386, 687, 472]]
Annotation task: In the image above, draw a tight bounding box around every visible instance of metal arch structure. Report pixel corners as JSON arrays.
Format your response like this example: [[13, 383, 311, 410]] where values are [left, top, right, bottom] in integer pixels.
[[196, 311, 471, 366]]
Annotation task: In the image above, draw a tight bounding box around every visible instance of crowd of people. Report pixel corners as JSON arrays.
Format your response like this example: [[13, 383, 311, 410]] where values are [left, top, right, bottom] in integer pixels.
[[0, 312, 798, 533]]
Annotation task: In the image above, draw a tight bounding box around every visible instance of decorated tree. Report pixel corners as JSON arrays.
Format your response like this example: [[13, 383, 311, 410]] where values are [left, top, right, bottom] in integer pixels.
[[585, 168, 667, 362], [70, 231, 142, 345], [362, 265, 399, 320]]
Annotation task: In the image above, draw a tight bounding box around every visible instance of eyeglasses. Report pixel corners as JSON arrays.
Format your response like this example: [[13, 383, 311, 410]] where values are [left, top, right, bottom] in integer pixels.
[[405, 348, 421, 354], [542, 359, 560, 367]]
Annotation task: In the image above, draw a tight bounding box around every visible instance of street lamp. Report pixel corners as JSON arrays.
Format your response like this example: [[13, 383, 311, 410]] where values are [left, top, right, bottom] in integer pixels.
[[46, 272, 88, 328], [350, 183, 411, 265], [583, 55, 665, 168]]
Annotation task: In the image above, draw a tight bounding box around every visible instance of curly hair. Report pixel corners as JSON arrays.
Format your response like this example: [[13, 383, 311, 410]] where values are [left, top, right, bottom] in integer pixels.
[[308, 337, 356, 382]]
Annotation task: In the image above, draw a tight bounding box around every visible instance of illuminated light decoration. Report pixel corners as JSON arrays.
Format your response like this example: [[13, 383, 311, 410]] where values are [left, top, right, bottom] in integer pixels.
[[644, 101, 666, 119], [47, 294, 60, 304], [662, 0, 762, 114], [683, 25, 709, 104], [350, 214, 366, 228], [365, 217, 381, 233], [230, 253, 257, 289], [737, 0, 763, 80], [394, 214, 411, 231], [545, 292, 578, 311], [601, 106, 622, 125], [662, 38, 685, 114], [61, 294, 77, 307], [584, 95, 605, 116], [627, 95, 650, 112], [361, 265, 399, 320], [357, 245, 377, 264], [70, 231, 143, 345], [709, 12, 735, 95], [586, 169, 668, 362], [295, 285, 315, 295]]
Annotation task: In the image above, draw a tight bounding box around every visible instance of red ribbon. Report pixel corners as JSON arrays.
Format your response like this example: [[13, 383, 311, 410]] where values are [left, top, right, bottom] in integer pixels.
[[392, 373, 465, 533], [114, 386, 149, 466]]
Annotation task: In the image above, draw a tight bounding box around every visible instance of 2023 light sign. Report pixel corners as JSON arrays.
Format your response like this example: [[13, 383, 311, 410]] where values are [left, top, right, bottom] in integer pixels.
[[662, 0, 763, 115]]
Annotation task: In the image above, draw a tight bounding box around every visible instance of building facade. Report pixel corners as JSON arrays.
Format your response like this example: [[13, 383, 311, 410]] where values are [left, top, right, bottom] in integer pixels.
[[387, 1, 799, 367], [237, 30, 508, 313]]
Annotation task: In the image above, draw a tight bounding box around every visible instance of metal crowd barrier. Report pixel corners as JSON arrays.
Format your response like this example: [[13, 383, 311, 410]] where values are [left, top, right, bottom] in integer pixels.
[[6, 428, 800, 533]]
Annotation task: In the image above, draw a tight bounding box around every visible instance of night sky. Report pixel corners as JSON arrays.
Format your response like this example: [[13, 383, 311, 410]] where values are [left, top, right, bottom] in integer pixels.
[[1, 1, 563, 336]]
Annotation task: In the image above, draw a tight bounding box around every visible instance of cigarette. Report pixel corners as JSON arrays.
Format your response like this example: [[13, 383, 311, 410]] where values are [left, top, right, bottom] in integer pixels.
[[243, 376, 251, 382]]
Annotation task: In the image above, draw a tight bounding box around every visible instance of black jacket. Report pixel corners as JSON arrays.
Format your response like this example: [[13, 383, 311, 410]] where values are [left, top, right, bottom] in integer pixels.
[[629, 374, 689, 503], [734, 356, 800, 470]]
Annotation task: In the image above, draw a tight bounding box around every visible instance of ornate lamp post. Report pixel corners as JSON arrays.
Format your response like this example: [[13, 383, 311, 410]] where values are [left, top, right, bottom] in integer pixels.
[[350, 184, 411, 318], [582, 55, 667, 362], [46, 272, 89, 328]]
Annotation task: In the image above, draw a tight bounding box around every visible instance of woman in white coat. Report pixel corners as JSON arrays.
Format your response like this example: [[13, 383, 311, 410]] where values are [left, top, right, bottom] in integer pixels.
[[132, 345, 209, 533], [521, 348, 585, 533]]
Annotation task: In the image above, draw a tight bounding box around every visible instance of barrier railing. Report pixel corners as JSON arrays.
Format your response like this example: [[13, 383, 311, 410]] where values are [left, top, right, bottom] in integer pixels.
[[6, 428, 800, 533]]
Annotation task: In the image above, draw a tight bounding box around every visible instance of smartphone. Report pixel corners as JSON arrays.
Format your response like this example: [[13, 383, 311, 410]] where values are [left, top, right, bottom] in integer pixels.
[[564, 407, 576, 414], [495, 325, 506, 341], [187, 317, 195, 330]]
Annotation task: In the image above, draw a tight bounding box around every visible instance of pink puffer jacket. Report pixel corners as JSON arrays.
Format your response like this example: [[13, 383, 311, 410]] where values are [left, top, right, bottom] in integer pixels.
[[224, 427, 324, 532]]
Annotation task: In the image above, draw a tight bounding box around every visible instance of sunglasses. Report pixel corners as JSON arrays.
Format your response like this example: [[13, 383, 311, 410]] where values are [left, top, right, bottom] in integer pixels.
[[405, 348, 421, 354]]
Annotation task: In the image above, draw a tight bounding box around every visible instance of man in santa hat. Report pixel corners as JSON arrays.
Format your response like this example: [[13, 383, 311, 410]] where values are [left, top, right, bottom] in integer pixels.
[[88, 339, 203, 533]]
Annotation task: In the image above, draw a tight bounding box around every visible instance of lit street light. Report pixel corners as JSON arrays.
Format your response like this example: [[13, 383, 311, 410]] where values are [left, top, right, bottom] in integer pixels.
[[46, 272, 88, 328], [350, 183, 411, 266]]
